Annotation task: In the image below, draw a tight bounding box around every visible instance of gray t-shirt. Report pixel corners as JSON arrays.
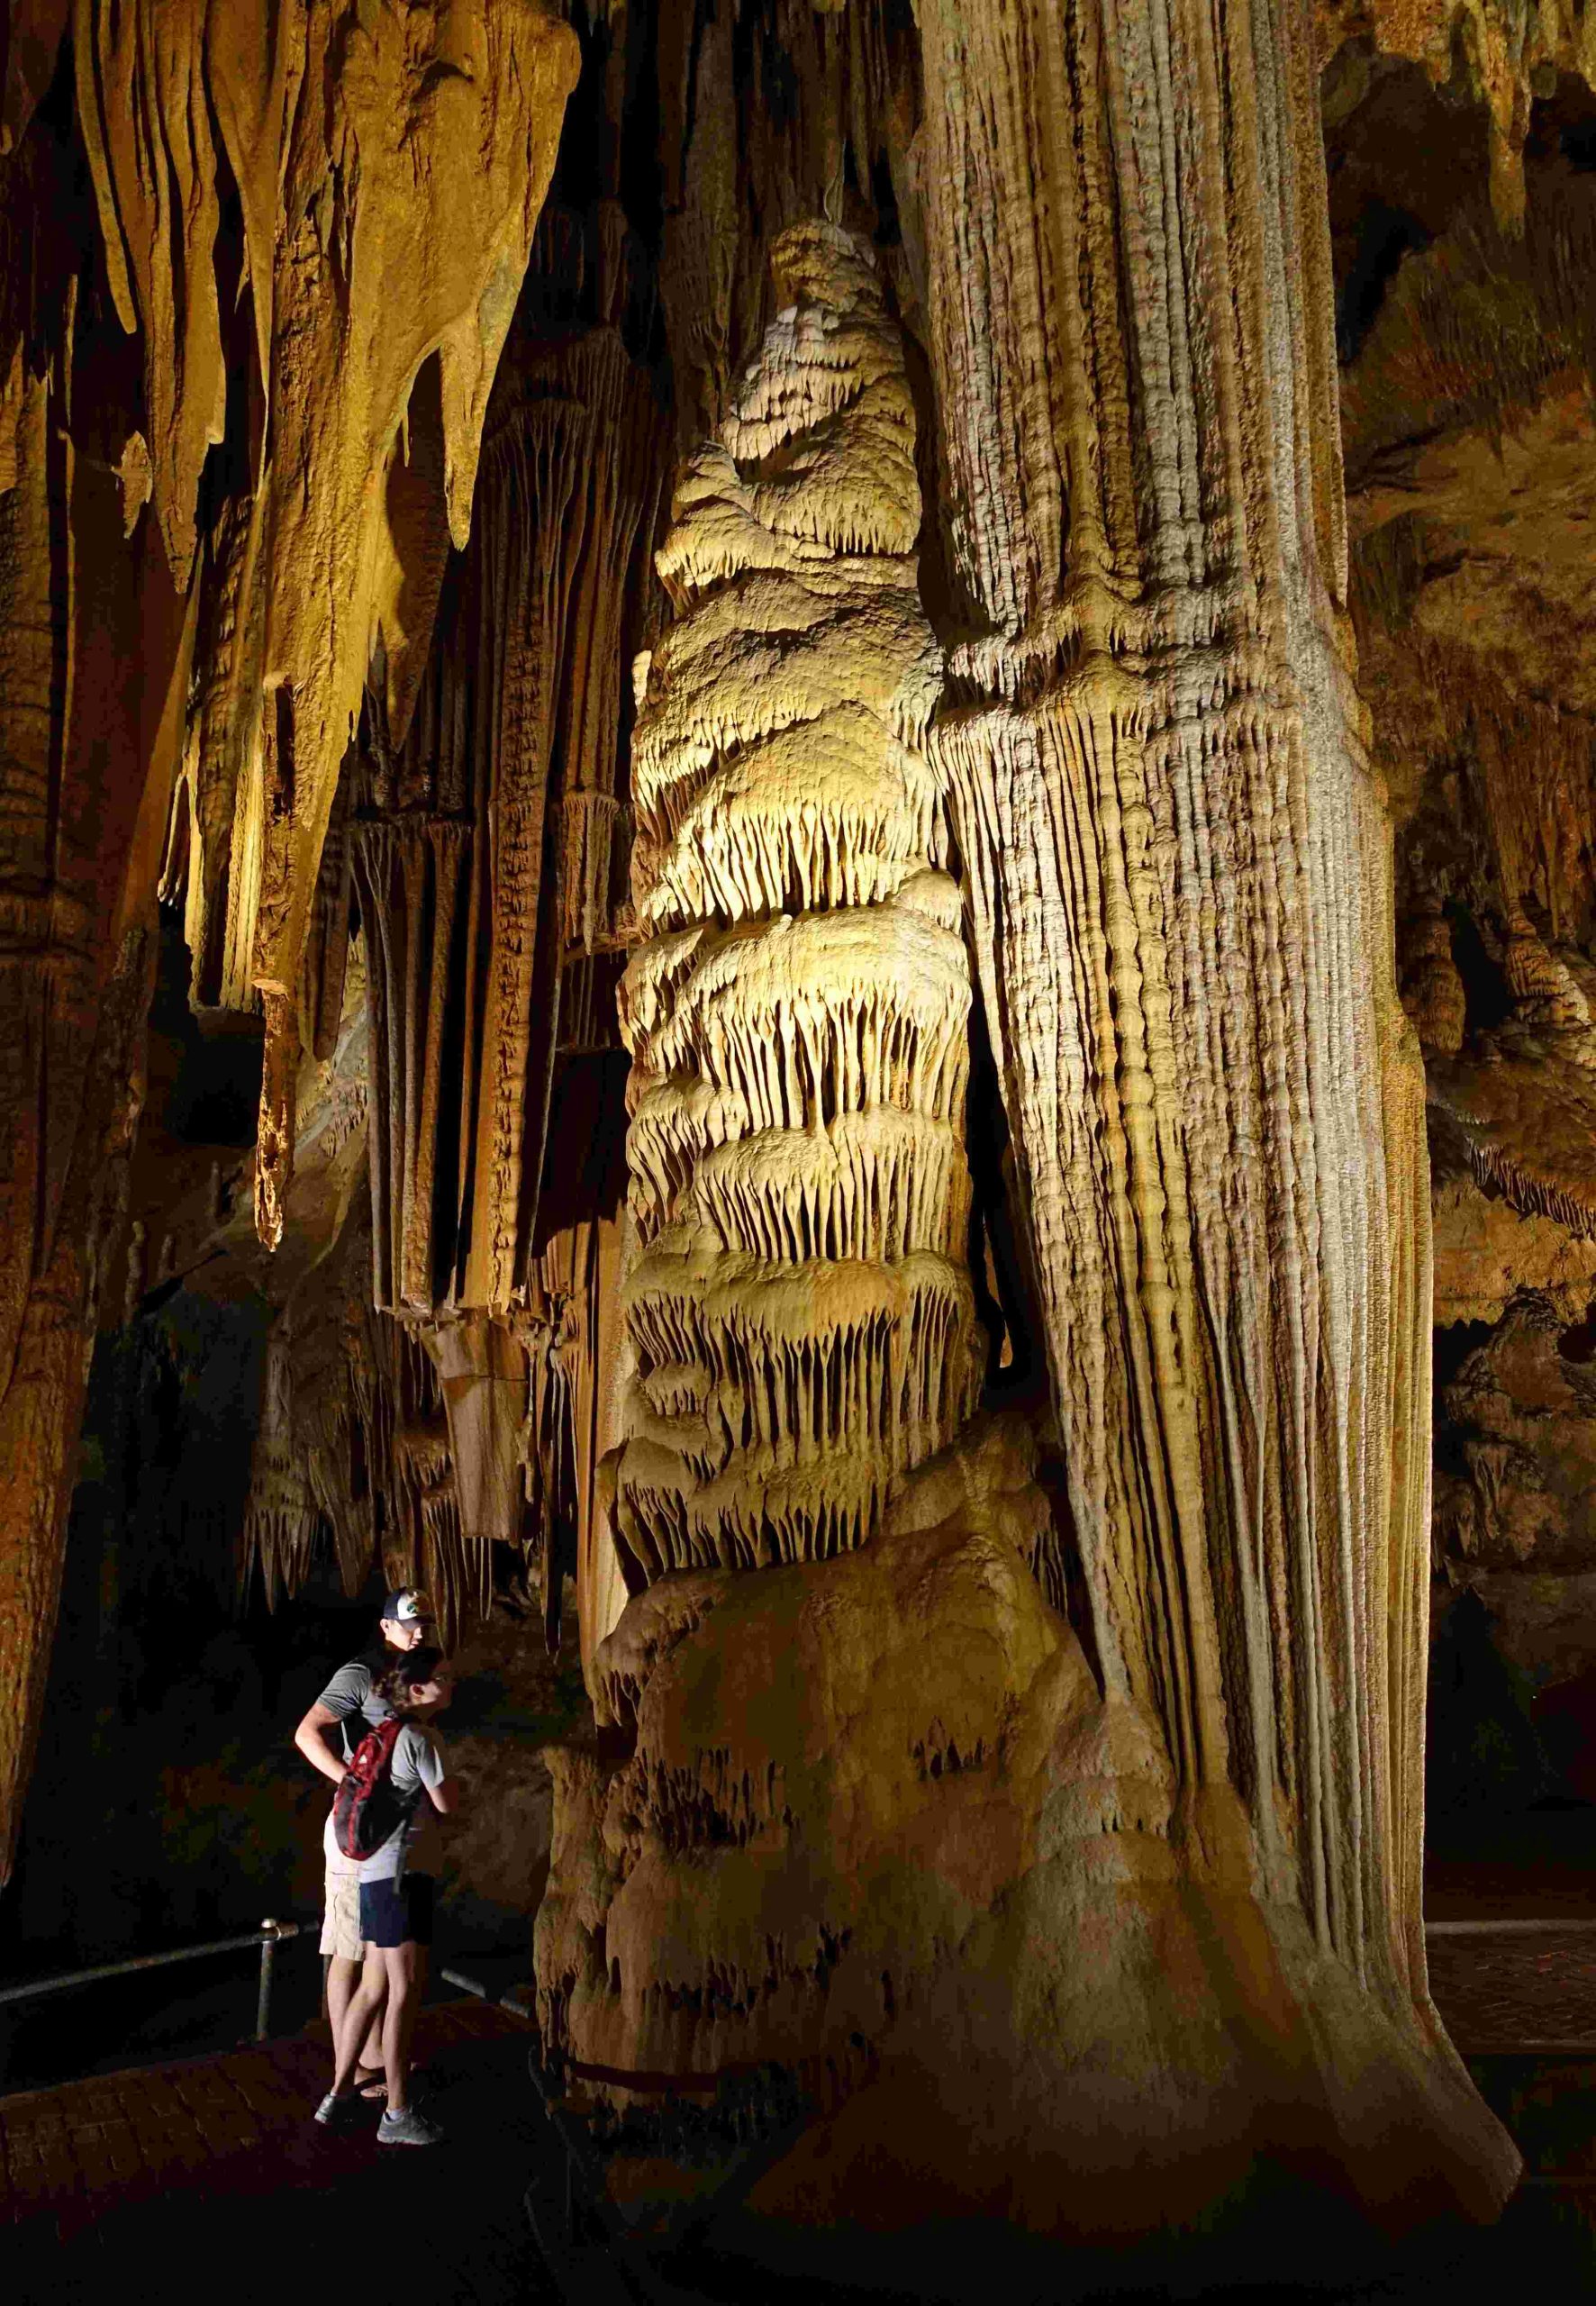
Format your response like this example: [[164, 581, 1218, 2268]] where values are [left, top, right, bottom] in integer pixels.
[[322, 1722, 449, 1884], [315, 1648, 394, 1761]]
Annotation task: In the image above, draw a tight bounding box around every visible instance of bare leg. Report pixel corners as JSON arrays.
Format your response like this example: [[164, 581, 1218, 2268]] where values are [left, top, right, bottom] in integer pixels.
[[349, 1944, 389, 2079], [330, 1940, 385, 2080], [410, 1941, 430, 2070], [380, 1944, 421, 2115], [355, 1985, 386, 2080], [331, 1947, 388, 2098], [326, 1954, 361, 2048]]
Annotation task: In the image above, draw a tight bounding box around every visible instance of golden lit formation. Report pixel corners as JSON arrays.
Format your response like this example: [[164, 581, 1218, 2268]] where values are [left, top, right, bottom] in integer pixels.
[[9, 0, 1596, 2285]]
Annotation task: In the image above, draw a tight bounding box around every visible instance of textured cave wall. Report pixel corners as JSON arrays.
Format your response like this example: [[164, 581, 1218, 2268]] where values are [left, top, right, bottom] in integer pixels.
[[0, 81, 195, 1894], [11, 0, 1596, 2265], [0, 0, 579, 1879], [1324, 23, 1596, 1801]]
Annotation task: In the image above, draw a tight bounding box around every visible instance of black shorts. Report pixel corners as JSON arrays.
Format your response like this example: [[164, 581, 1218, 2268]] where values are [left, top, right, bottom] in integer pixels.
[[358, 1872, 435, 1949]]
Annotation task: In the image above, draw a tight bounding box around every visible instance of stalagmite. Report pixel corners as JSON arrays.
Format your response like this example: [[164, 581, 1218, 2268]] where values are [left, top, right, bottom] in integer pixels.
[[1402, 897, 1466, 1056], [611, 221, 979, 1581]]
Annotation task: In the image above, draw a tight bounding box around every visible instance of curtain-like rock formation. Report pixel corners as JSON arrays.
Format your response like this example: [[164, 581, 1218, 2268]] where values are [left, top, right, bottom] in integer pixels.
[[0, 0, 577, 1880], [345, 223, 665, 1636], [354, 315, 661, 1326], [916, 0, 1419, 2000]]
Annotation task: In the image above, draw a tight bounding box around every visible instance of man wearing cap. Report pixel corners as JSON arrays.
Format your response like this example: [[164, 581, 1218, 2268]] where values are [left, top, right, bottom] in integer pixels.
[[294, 1588, 436, 2093]]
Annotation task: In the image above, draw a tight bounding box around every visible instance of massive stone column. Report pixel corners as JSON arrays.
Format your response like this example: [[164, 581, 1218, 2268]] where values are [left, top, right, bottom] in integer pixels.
[[535, 11, 1518, 2271], [914, 0, 1433, 2020]]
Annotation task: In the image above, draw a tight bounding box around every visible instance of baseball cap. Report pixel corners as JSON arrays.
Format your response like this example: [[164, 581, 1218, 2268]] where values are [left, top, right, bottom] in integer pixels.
[[380, 1587, 435, 1626]]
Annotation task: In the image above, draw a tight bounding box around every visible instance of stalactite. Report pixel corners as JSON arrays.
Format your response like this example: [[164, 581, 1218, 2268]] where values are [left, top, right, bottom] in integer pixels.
[[68, 1, 578, 1239], [240, 1324, 321, 1611], [356, 318, 664, 1325]]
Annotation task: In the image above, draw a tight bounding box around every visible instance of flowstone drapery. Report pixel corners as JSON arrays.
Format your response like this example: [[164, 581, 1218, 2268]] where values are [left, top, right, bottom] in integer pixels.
[[533, 23, 1518, 2268], [340, 253, 664, 1637], [0, 0, 577, 1881], [916, 0, 1425, 2002]]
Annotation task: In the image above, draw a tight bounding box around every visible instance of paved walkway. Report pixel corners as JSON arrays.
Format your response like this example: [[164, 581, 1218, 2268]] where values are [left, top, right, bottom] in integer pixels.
[[0, 1998, 556, 2306]]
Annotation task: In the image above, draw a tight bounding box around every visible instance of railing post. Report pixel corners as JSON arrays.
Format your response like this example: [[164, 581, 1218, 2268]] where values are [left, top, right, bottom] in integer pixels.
[[255, 1919, 278, 2043]]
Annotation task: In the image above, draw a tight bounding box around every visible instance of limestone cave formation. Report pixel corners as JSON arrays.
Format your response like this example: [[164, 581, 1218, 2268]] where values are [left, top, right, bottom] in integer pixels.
[[11, 0, 1596, 2290]]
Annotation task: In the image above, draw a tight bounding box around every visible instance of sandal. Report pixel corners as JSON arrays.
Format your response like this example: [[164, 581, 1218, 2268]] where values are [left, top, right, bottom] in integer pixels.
[[354, 2065, 387, 2102]]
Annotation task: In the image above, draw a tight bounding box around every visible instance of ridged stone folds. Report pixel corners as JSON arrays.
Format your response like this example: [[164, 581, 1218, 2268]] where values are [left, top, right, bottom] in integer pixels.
[[0, 0, 1569, 2276], [612, 223, 981, 1584]]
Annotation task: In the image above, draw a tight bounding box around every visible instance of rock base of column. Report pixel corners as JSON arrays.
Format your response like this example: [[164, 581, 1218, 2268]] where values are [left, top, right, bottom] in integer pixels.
[[533, 1416, 1519, 2274]]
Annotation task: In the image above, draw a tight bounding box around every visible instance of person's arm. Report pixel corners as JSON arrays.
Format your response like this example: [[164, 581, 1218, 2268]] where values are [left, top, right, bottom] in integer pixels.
[[295, 1661, 371, 1784], [418, 1730, 458, 1815], [293, 1700, 349, 1787]]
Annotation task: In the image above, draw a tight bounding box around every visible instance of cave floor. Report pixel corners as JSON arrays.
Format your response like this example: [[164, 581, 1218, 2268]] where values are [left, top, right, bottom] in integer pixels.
[[6, 1946, 1596, 2305], [1428, 1806, 1596, 2049], [0, 1996, 557, 2306]]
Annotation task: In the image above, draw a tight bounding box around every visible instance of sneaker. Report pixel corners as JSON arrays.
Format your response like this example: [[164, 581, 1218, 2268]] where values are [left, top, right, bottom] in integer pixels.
[[313, 2090, 362, 2127], [377, 2104, 443, 2147]]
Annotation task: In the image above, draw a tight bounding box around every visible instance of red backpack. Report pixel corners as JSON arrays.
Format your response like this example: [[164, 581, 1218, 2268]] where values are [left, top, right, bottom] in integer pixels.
[[331, 1716, 408, 1859]]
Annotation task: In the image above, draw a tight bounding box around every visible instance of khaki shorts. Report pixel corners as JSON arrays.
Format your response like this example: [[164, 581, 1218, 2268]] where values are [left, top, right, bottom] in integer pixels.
[[320, 1867, 364, 1964]]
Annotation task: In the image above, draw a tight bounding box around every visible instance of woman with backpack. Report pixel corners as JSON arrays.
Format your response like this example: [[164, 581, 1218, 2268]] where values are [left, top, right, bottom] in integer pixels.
[[313, 1647, 458, 2146]]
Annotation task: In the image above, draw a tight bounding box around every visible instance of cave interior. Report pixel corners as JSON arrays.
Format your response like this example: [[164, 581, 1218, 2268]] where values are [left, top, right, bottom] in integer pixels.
[[5, 0, 1596, 2294]]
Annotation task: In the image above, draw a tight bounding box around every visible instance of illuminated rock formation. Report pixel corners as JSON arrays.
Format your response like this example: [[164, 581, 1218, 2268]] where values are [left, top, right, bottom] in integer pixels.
[[8, 0, 1590, 2265], [75, 0, 580, 1140], [343, 232, 664, 1637], [354, 315, 661, 1326], [535, 112, 1516, 2256], [612, 221, 978, 1582], [915, 0, 1425, 1991], [0, 0, 577, 1879]]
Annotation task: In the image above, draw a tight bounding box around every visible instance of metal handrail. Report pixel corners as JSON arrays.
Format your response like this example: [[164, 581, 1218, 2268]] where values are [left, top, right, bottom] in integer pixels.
[[0, 1917, 303, 2047], [1425, 1917, 1596, 1936]]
